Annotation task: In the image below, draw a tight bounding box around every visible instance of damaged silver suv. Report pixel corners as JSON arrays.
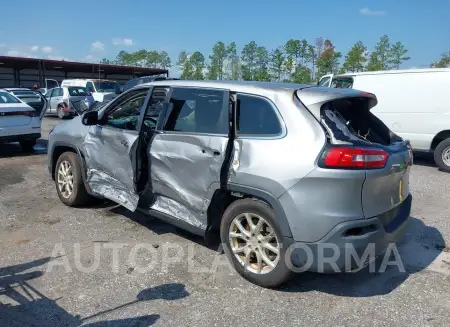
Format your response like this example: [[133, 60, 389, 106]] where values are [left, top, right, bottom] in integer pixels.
[[48, 80, 413, 288]]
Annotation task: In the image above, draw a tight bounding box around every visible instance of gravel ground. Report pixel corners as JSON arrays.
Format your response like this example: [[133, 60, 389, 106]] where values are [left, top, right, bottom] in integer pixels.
[[1, 117, 450, 327]]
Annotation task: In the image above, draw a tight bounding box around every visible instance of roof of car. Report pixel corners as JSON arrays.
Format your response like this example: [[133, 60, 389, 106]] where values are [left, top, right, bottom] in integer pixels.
[[335, 67, 450, 77], [143, 79, 314, 93], [3, 88, 31, 91]]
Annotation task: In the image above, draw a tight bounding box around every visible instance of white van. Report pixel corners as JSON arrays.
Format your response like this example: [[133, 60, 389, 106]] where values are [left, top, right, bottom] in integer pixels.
[[317, 68, 450, 172], [60, 79, 121, 102]]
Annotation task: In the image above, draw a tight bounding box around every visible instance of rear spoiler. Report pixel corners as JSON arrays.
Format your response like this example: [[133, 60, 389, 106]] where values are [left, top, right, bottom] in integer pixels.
[[296, 87, 377, 120]]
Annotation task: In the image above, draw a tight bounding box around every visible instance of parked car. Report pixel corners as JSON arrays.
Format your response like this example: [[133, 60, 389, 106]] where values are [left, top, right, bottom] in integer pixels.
[[47, 80, 412, 287], [318, 68, 450, 172], [122, 76, 177, 93], [0, 88, 47, 151], [44, 86, 95, 119], [61, 79, 121, 102]]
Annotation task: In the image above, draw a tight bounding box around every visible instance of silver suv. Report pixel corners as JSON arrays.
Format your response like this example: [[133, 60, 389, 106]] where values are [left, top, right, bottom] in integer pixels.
[[48, 80, 413, 287]]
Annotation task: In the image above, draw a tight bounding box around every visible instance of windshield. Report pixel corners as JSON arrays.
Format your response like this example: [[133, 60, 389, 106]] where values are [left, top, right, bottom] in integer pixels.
[[68, 87, 89, 96], [318, 77, 331, 86], [93, 81, 120, 93], [330, 78, 354, 89], [0, 91, 21, 104]]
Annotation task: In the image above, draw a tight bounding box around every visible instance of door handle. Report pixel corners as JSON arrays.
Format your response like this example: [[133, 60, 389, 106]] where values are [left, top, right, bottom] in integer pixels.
[[120, 140, 128, 147], [213, 151, 221, 156]]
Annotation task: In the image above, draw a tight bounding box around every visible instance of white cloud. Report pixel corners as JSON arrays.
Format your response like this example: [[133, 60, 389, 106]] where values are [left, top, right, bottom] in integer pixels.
[[41, 46, 53, 53], [360, 8, 386, 15], [112, 38, 133, 46], [47, 55, 69, 61], [86, 54, 94, 60], [30, 45, 39, 52], [91, 41, 105, 51], [7, 50, 31, 57]]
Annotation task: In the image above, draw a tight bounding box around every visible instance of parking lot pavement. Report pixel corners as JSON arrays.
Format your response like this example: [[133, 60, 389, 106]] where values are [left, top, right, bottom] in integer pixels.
[[1, 117, 450, 326]]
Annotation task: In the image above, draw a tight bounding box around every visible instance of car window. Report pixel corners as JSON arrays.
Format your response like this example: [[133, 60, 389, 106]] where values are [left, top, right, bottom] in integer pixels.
[[105, 90, 148, 131], [237, 94, 282, 136], [68, 87, 89, 96], [0, 91, 21, 104], [54, 88, 63, 97], [318, 77, 331, 86], [45, 89, 54, 98], [163, 88, 227, 134], [123, 79, 139, 92], [330, 78, 354, 89], [86, 82, 95, 93]]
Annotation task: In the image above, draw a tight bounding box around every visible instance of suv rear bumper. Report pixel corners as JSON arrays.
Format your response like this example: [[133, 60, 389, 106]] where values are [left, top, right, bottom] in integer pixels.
[[0, 133, 41, 143], [288, 194, 412, 273]]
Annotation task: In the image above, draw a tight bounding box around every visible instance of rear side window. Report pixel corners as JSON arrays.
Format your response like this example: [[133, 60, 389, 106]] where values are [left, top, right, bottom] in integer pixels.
[[237, 94, 282, 136], [68, 87, 89, 96], [54, 88, 63, 96], [0, 92, 20, 104], [163, 88, 227, 134]]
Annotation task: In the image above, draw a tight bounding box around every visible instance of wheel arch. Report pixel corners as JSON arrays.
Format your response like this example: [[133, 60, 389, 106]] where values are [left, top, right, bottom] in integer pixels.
[[205, 184, 293, 243], [430, 130, 450, 151]]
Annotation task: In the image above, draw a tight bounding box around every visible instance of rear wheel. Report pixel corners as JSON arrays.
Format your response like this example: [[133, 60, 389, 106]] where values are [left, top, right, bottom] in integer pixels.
[[220, 198, 293, 288], [57, 105, 65, 119], [55, 152, 92, 206], [434, 138, 450, 173], [19, 139, 36, 152]]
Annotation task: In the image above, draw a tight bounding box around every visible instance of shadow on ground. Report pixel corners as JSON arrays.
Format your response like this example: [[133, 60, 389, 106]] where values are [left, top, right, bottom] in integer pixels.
[[279, 216, 446, 296], [0, 257, 189, 326], [0, 139, 48, 158]]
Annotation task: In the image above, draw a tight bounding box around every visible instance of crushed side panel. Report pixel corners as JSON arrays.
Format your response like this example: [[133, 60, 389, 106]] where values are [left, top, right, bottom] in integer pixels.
[[149, 133, 228, 229]]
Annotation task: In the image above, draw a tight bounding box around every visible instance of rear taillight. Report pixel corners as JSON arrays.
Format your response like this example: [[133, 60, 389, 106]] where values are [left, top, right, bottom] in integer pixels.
[[321, 146, 389, 169]]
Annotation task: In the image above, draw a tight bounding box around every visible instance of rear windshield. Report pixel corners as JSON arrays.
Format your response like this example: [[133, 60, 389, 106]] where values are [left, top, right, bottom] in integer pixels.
[[68, 87, 89, 96], [11, 91, 41, 103], [0, 92, 21, 104]]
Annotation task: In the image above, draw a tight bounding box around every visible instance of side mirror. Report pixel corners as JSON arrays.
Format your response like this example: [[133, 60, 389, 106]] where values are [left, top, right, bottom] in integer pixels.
[[81, 111, 100, 126]]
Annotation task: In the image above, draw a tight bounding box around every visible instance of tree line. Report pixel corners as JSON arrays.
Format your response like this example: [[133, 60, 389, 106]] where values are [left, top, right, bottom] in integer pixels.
[[100, 35, 449, 82]]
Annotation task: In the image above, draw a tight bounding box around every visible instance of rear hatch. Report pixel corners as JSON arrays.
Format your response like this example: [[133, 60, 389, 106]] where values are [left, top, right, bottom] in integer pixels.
[[297, 87, 413, 219]]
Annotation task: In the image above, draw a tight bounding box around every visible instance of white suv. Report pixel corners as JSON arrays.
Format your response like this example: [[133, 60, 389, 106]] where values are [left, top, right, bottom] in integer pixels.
[[0, 88, 47, 151]]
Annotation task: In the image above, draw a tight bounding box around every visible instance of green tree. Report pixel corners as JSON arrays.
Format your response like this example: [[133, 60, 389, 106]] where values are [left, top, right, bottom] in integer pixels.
[[367, 35, 391, 71], [100, 58, 112, 64], [190, 51, 206, 80], [291, 65, 312, 84], [241, 41, 258, 81], [285, 39, 301, 73], [306, 45, 316, 80], [226, 42, 240, 80], [431, 50, 450, 68], [178, 51, 193, 80], [270, 47, 286, 82], [342, 41, 367, 73], [158, 51, 171, 69], [208, 41, 228, 80], [316, 40, 342, 76], [388, 42, 410, 69], [255, 46, 270, 81]]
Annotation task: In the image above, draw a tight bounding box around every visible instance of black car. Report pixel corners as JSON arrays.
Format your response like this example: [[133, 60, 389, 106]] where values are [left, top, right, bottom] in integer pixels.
[[122, 76, 179, 92]]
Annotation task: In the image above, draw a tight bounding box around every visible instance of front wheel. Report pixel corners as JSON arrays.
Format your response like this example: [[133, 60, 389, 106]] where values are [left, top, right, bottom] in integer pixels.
[[220, 198, 293, 288], [434, 138, 450, 173], [55, 152, 93, 206]]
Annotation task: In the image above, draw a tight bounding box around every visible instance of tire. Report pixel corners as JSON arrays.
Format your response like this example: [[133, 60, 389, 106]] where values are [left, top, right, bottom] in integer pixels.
[[55, 152, 92, 206], [19, 139, 36, 152], [220, 198, 293, 288], [57, 105, 65, 119], [434, 138, 450, 173]]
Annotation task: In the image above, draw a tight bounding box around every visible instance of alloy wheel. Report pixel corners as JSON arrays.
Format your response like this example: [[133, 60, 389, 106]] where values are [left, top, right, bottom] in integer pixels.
[[57, 160, 74, 199], [442, 146, 450, 167], [229, 213, 280, 274]]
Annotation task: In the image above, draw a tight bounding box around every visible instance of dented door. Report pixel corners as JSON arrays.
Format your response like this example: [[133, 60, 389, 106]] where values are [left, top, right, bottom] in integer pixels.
[[148, 87, 230, 230], [83, 87, 153, 211]]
